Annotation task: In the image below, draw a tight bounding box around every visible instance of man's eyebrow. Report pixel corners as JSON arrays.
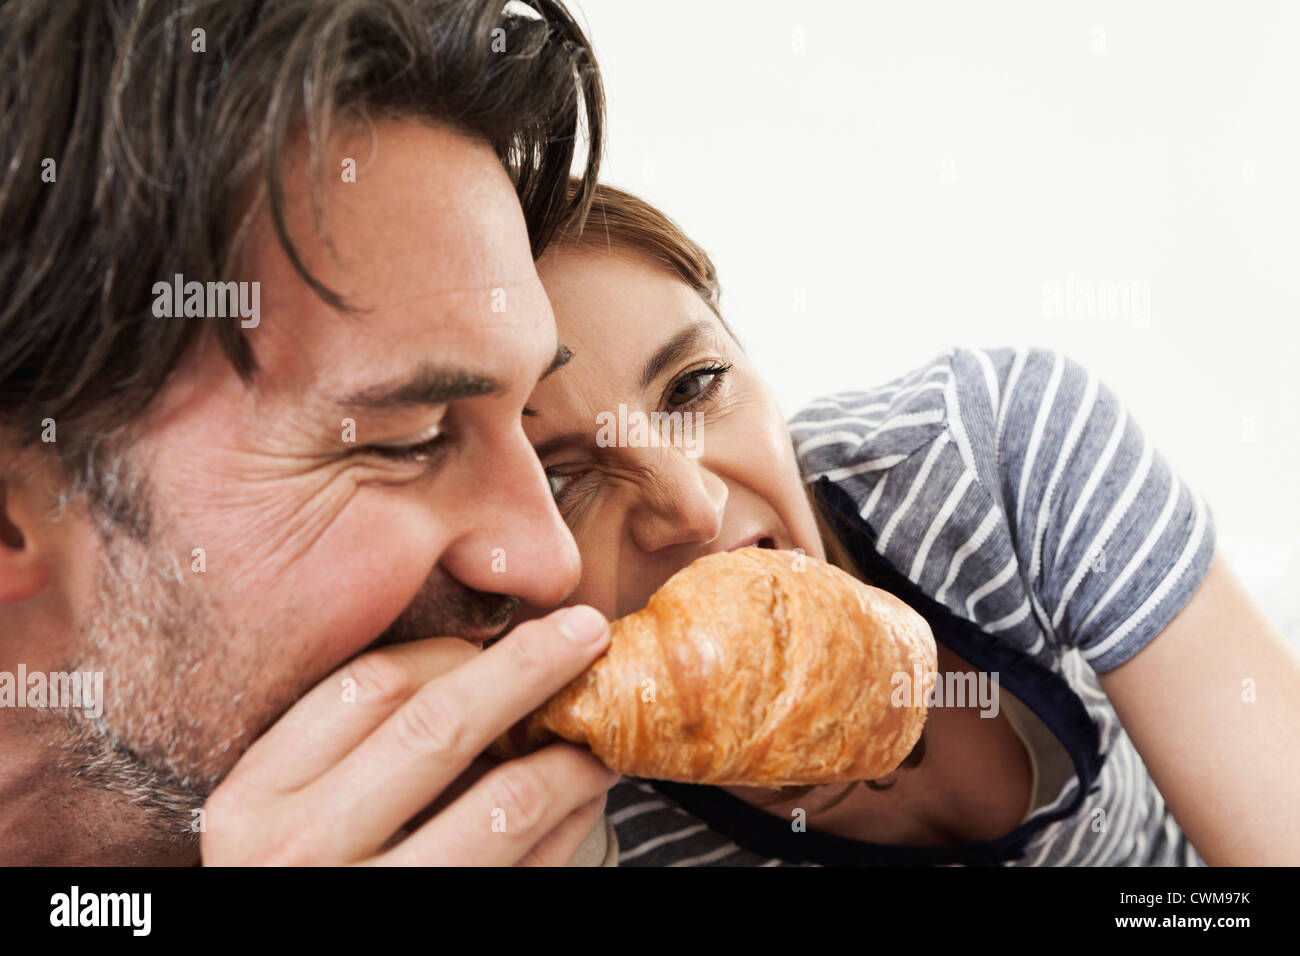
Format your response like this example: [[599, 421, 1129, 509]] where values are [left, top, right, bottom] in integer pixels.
[[639, 320, 714, 390], [336, 365, 500, 412]]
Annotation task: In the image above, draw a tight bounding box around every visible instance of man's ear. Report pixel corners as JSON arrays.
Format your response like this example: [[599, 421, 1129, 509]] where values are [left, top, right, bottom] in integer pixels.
[[0, 473, 53, 603]]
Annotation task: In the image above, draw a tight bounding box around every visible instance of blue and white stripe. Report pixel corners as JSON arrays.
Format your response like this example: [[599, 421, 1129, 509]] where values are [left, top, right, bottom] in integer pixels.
[[605, 346, 1213, 867]]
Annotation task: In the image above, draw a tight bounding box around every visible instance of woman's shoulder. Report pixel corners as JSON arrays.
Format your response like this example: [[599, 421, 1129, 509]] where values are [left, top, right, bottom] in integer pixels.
[[789, 348, 957, 422], [787, 345, 1082, 483], [787, 347, 959, 481]]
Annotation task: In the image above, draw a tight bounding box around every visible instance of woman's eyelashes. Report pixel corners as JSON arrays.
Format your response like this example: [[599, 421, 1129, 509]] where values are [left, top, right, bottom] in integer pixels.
[[546, 462, 603, 506], [544, 466, 596, 520], [541, 361, 734, 511], [663, 361, 732, 411], [547, 470, 576, 500]]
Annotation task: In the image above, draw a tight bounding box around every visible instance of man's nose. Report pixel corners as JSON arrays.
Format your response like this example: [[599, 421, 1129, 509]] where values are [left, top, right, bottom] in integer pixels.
[[440, 428, 581, 609], [627, 450, 728, 553]]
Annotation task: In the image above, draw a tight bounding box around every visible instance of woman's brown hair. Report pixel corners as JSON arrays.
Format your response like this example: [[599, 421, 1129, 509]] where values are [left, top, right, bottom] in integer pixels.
[[552, 180, 928, 809]]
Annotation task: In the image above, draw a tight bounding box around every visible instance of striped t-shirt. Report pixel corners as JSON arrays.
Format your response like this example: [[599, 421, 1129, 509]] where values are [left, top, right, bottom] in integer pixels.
[[605, 345, 1216, 866]]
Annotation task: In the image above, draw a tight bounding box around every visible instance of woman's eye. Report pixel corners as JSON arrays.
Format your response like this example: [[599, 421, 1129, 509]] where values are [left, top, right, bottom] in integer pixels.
[[546, 471, 574, 500], [666, 366, 728, 409]]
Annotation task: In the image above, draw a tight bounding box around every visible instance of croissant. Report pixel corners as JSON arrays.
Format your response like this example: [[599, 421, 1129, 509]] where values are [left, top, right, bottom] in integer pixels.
[[489, 547, 936, 788]]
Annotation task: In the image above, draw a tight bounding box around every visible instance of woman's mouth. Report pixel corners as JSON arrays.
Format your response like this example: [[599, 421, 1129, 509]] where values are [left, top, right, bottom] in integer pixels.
[[726, 534, 777, 552]]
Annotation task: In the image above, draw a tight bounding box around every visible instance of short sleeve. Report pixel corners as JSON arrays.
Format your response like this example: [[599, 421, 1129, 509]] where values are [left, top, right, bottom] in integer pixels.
[[947, 346, 1217, 673]]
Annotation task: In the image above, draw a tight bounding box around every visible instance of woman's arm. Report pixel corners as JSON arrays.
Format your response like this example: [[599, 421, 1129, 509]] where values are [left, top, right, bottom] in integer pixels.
[[928, 347, 1295, 863], [796, 347, 1296, 863], [1099, 549, 1300, 865]]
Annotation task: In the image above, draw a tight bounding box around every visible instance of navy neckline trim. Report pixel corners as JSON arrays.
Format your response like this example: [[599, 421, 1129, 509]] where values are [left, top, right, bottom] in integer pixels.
[[648, 477, 1106, 866]]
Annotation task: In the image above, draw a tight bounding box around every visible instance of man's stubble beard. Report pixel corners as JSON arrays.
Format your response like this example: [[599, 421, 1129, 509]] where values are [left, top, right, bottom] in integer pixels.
[[45, 499, 276, 855], [41, 455, 519, 858]]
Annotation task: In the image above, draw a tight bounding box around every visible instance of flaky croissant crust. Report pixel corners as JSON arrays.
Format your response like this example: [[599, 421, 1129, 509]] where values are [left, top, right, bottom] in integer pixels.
[[497, 547, 936, 788]]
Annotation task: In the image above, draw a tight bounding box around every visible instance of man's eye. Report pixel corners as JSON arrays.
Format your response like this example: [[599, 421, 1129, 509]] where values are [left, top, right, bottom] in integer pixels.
[[365, 434, 448, 463]]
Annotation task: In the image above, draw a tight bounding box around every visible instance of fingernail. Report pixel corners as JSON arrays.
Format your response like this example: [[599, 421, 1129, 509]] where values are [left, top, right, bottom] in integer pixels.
[[556, 605, 608, 644]]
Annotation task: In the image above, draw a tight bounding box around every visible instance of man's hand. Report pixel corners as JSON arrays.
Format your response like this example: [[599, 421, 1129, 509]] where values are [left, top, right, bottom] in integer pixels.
[[200, 605, 619, 865]]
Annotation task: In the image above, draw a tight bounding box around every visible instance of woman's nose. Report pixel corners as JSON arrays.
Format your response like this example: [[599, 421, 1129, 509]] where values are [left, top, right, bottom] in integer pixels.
[[628, 453, 728, 553]]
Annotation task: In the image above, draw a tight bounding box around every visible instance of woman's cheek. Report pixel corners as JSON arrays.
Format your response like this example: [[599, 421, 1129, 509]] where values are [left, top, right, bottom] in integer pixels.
[[713, 397, 820, 553], [706, 398, 793, 484], [567, 504, 624, 619]]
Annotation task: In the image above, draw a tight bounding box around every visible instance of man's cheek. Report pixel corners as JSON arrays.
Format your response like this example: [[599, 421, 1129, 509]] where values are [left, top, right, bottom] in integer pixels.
[[245, 491, 448, 661], [160, 457, 371, 583]]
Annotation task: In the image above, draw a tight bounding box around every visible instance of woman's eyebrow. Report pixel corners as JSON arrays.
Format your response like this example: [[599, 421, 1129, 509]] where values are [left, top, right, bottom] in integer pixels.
[[523, 342, 574, 418], [532, 431, 588, 460], [638, 320, 713, 390], [543, 342, 574, 379], [529, 325, 712, 454]]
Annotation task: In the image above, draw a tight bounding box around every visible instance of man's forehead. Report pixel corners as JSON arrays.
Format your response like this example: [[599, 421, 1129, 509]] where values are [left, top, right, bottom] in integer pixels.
[[226, 119, 557, 411], [247, 264, 557, 396], [265, 120, 534, 287]]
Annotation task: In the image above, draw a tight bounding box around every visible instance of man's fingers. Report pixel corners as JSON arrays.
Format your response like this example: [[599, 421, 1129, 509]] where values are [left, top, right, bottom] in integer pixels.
[[516, 794, 610, 867], [230, 637, 480, 792], [300, 605, 611, 860], [404, 754, 500, 832], [366, 742, 619, 866]]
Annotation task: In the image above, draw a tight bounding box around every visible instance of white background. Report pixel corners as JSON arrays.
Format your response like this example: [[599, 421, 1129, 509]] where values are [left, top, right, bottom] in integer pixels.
[[569, 0, 1300, 640]]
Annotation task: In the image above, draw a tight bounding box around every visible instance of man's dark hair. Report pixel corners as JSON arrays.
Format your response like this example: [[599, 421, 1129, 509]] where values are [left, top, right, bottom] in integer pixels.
[[0, 0, 603, 523]]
